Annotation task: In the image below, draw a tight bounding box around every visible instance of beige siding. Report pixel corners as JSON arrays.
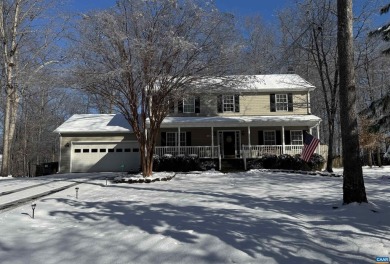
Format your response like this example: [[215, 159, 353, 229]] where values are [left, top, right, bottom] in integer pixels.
[[168, 92, 310, 117], [60, 133, 136, 173]]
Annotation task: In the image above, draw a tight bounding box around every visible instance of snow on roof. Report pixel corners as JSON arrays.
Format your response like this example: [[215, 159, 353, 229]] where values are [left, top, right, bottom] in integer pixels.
[[160, 115, 321, 128], [195, 74, 316, 92], [55, 113, 321, 134], [54, 114, 133, 134]]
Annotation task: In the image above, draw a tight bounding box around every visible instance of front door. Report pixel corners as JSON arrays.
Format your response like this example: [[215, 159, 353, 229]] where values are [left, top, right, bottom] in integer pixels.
[[223, 131, 236, 157]]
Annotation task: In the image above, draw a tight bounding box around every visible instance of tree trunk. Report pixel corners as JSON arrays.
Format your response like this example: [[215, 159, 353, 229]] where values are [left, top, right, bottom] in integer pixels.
[[376, 147, 382, 167], [326, 120, 335, 172], [337, 0, 368, 204], [368, 149, 372, 168]]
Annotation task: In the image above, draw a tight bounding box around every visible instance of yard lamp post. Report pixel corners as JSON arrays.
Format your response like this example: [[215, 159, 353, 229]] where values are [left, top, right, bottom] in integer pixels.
[[75, 187, 79, 199], [31, 203, 36, 219]]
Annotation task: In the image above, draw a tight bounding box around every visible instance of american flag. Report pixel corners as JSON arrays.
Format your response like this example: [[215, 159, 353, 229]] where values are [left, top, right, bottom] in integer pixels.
[[301, 131, 320, 162]]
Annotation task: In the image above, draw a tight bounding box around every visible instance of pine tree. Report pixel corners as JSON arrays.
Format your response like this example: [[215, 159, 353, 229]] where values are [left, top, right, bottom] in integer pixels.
[[369, 3, 390, 54]]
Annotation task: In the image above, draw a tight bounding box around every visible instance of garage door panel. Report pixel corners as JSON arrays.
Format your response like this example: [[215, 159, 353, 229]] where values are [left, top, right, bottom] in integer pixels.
[[71, 142, 140, 172]]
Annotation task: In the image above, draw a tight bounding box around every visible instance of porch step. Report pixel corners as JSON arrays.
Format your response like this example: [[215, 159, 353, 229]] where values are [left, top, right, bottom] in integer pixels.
[[220, 159, 244, 172]]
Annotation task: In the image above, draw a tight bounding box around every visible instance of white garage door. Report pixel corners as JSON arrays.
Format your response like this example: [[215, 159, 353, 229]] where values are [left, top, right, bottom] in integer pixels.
[[71, 142, 141, 172]]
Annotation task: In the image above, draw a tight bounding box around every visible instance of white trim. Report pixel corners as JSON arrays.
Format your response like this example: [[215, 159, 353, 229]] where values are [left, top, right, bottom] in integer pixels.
[[160, 115, 322, 128], [248, 126, 251, 147], [211, 127, 214, 158], [282, 126, 285, 154]]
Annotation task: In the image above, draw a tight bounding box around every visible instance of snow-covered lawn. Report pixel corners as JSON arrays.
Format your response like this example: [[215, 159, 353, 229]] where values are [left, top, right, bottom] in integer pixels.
[[0, 167, 389, 264]]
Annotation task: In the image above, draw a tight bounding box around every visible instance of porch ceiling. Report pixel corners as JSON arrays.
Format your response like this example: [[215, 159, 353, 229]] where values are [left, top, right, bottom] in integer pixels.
[[159, 115, 321, 128]]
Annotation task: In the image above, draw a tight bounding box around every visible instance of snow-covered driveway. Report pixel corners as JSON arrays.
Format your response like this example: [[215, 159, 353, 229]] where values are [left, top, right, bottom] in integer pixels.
[[0, 168, 389, 264]]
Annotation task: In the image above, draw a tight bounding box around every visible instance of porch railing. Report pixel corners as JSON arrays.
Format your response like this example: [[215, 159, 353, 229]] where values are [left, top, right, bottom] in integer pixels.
[[154, 146, 220, 159], [242, 145, 304, 158]]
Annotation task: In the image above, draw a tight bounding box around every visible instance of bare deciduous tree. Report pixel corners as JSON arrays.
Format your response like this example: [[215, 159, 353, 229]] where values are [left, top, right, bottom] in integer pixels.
[[0, 0, 65, 176], [70, 0, 239, 176]]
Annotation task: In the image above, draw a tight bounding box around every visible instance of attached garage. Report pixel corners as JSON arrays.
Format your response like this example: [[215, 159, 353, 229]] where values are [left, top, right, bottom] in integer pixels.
[[71, 141, 140, 172], [54, 114, 140, 173]]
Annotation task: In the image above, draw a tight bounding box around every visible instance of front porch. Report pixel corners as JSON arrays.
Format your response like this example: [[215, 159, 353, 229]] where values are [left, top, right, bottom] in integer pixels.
[[154, 115, 324, 169], [154, 145, 308, 159]]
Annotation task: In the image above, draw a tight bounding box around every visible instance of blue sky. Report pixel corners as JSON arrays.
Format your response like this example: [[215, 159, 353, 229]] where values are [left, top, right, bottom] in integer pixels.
[[68, 0, 290, 23]]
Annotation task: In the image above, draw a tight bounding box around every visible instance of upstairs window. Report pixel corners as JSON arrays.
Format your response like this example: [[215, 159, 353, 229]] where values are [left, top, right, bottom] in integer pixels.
[[270, 94, 293, 112], [178, 97, 200, 113], [217, 95, 240, 113], [223, 95, 235, 112], [183, 97, 195, 113], [276, 94, 288, 111]]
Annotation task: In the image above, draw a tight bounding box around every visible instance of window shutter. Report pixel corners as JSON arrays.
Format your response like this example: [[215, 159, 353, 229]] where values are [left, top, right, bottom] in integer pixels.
[[276, 131, 282, 145], [258, 131, 264, 145], [284, 130, 291, 145], [178, 100, 183, 113], [217, 95, 223, 113], [234, 94, 240, 112], [288, 93, 293, 112], [169, 101, 175, 113], [195, 97, 200, 113], [161, 132, 166, 146], [186, 132, 191, 146], [270, 94, 276, 112]]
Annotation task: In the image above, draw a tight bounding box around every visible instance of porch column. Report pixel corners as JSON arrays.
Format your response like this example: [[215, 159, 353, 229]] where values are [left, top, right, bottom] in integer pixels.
[[317, 122, 321, 155], [282, 126, 285, 154], [211, 126, 214, 158], [178, 127, 181, 155], [247, 126, 251, 146]]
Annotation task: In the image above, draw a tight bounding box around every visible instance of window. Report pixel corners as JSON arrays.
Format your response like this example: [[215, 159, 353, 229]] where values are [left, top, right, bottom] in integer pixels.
[[116, 148, 123, 152], [276, 94, 288, 111], [91, 149, 98, 153], [218, 95, 239, 113], [124, 148, 131, 152], [264, 131, 276, 145], [166, 132, 186, 146], [291, 131, 303, 145], [223, 95, 234, 112], [108, 149, 114, 153], [183, 97, 195, 113], [75, 149, 81, 153], [133, 148, 139, 152], [83, 149, 89, 153], [100, 149, 106, 153]]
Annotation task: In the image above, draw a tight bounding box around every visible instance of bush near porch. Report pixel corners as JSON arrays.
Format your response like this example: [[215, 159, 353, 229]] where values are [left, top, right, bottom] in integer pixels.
[[153, 155, 218, 172], [247, 153, 325, 171]]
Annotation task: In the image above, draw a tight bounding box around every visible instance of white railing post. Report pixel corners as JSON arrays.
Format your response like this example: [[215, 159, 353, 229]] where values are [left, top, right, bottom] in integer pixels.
[[218, 145, 221, 171]]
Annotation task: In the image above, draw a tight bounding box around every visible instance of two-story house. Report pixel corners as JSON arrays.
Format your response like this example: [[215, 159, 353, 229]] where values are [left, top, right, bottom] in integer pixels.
[[54, 74, 322, 173], [155, 74, 322, 159]]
